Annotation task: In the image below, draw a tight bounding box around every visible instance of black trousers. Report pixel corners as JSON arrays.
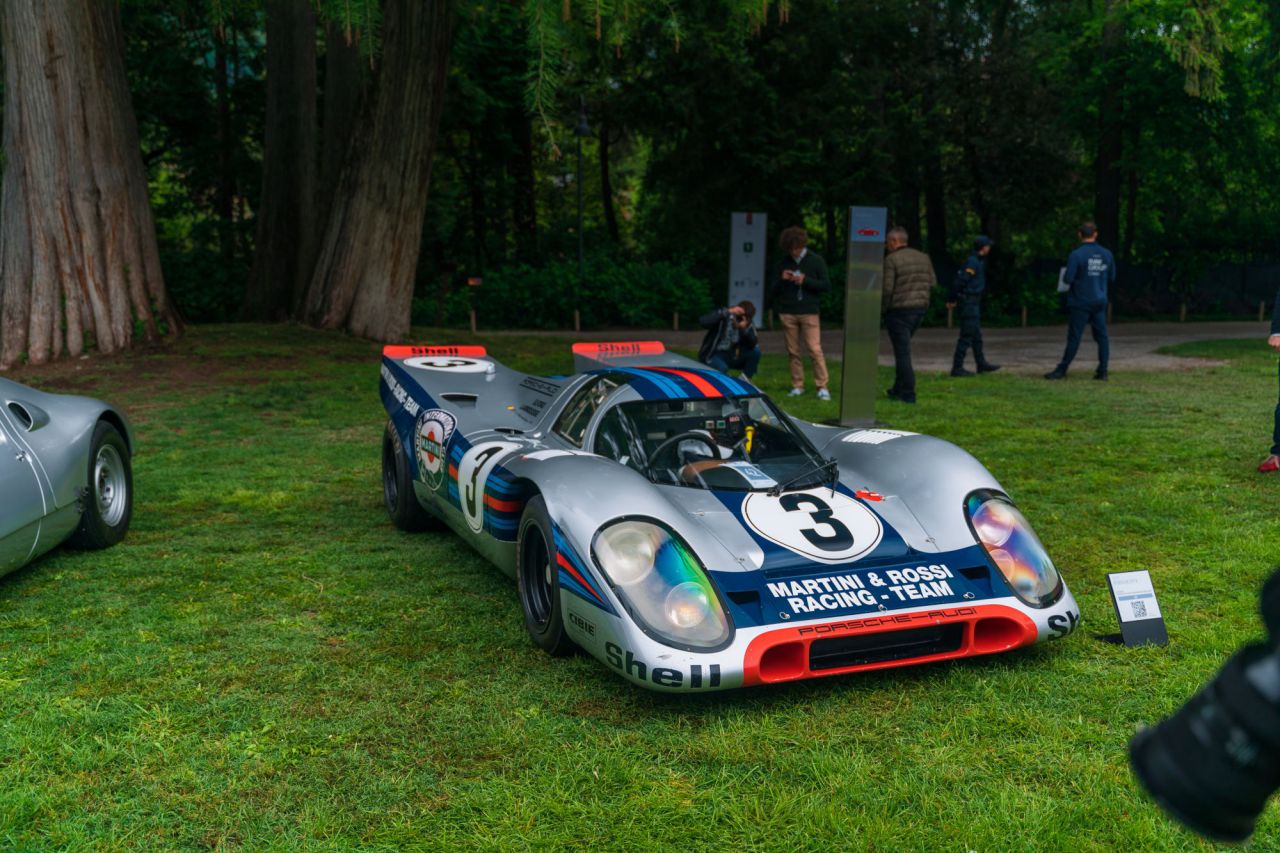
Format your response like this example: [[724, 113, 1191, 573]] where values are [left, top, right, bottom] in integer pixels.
[[886, 309, 925, 399], [952, 301, 989, 370], [1056, 301, 1109, 373], [1273, 360, 1280, 456]]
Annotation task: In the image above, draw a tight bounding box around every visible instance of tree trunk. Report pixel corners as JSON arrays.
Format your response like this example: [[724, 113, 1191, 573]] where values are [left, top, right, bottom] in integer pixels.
[[319, 19, 366, 230], [214, 21, 236, 261], [599, 124, 620, 243], [1094, 0, 1125, 249], [242, 0, 318, 321], [0, 0, 179, 368], [302, 0, 454, 341], [510, 106, 538, 263]]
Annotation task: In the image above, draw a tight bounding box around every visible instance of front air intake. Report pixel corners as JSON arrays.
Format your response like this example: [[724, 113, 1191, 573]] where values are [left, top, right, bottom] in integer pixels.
[[808, 624, 965, 670]]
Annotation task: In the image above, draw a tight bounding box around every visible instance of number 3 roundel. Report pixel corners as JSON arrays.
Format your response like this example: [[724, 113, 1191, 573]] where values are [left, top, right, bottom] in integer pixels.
[[741, 489, 883, 564]]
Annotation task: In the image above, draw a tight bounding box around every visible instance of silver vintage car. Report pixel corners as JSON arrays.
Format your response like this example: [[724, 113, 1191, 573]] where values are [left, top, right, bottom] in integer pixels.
[[0, 378, 133, 577], [378, 341, 1080, 692]]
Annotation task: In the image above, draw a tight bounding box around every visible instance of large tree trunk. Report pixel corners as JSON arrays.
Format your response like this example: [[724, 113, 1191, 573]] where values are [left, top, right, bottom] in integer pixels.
[[302, 0, 454, 341], [242, 0, 318, 321], [0, 0, 179, 368], [599, 124, 620, 243], [510, 108, 538, 263], [1094, 0, 1125, 250], [319, 19, 366, 231]]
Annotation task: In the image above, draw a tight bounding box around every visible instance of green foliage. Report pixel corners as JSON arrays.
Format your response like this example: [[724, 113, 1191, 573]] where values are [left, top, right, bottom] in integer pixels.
[[414, 255, 712, 329], [2, 325, 1280, 846]]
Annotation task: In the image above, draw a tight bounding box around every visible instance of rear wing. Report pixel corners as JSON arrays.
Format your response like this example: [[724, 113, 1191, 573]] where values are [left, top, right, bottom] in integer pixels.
[[571, 340, 703, 373]]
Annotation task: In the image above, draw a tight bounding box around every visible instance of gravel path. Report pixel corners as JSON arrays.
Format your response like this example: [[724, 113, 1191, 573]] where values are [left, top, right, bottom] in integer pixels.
[[495, 320, 1269, 374]]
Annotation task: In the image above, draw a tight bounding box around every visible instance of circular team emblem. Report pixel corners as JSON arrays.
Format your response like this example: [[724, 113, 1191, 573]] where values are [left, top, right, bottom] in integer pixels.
[[405, 356, 491, 373], [741, 488, 883, 564], [457, 440, 522, 533], [415, 409, 457, 490]]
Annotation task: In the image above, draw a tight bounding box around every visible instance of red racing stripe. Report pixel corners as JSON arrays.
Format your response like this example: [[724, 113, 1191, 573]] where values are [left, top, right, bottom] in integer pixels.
[[649, 367, 722, 398], [484, 494, 523, 513], [556, 553, 605, 603]]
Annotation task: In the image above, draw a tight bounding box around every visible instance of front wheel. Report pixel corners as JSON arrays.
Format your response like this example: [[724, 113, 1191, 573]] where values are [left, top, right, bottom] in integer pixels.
[[382, 420, 437, 532], [69, 421, 132, 550], [516, 496, 575, 656]]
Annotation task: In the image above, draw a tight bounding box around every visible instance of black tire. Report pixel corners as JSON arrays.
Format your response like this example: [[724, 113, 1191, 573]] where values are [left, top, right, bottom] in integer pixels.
[[382, 420, 436, 532], [69, 420, 132, 550], [516, 496, 575, 656]]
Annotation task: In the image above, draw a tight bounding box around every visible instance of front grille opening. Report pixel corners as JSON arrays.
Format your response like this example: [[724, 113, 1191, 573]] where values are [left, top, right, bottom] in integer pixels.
[[808, 624, 964, 671]]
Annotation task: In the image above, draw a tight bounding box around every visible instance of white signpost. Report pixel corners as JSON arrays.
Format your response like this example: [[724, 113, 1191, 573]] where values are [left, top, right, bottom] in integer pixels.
[[729, 212, 768, 312]]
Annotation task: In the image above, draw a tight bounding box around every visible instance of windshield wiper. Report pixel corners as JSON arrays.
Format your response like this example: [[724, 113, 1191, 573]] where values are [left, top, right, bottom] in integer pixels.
[[768, 457, 838, 497]]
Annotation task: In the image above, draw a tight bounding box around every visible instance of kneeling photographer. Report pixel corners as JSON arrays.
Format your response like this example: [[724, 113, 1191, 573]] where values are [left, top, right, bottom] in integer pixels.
[[1131, 566, 1280, 842], [699, 300, 761, 380]]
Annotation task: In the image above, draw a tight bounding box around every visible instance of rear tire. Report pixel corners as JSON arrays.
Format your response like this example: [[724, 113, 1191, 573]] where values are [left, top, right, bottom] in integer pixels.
[[382, 420, 436, 532], [517, 496, 575, 656], [69, 421, 132, 550]]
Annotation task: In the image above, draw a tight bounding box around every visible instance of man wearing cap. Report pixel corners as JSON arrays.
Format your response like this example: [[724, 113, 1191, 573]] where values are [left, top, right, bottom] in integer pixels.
[[1045, 221, 1115, 381], [947, 236, 1000, 377]]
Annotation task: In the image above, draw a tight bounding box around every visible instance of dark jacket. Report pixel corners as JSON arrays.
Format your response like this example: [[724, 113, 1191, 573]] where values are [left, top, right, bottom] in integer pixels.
[[770, 250, 830, 315], [947, 252, 987, 302], [1064, 241, 1116, 306], [882, 246, 936, 314], [698, 308, 759, 364]]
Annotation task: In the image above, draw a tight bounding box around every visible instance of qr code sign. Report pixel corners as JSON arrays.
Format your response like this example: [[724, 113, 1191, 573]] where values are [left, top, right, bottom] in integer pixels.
[[1132, 600, 1148, 619]]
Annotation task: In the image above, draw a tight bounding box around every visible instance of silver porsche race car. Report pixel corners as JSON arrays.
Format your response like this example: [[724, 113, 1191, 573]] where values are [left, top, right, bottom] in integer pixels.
[[379, 341, 1080, 692], [0, 379, 133, 578]]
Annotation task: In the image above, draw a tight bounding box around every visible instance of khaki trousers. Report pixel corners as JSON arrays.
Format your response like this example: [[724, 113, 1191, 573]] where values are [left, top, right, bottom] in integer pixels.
[[779, 313, 829, 390]]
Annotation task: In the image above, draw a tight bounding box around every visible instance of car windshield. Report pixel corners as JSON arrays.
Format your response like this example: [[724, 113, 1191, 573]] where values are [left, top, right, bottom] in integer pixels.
[[592, 394, 828, 491]]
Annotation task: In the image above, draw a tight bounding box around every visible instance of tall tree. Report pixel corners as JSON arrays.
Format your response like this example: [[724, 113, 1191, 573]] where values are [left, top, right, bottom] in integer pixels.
[[0, 0, 179, 367], [301, 0, 454, 341], [242, 0, 318, 320], [1094, 0, 1126, 252]]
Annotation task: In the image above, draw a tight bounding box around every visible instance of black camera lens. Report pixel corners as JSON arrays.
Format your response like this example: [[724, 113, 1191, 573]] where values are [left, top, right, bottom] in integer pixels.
[[1130, 645, 1280, 842]]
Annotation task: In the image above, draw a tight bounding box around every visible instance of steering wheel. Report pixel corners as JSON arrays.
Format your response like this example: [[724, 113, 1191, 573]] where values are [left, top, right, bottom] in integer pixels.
[[646, 431, 721, 480]]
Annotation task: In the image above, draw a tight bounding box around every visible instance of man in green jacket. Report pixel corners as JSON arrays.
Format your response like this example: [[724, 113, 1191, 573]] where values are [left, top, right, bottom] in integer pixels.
[[771, 226, 831, 399], [881, 226, 936, 403]]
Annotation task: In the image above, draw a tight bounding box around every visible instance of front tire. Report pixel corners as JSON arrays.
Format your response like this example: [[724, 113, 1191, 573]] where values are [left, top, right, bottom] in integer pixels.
[[517, 496, 575, 656], [382, 420, 436, 532], [69, 421, 132, 550]]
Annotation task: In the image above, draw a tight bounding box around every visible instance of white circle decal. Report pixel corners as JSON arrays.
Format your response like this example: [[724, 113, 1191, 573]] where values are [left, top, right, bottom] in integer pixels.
[[741, 488, 883, 564], [457, 440, 522, 533], [405, 356, 492, 373]]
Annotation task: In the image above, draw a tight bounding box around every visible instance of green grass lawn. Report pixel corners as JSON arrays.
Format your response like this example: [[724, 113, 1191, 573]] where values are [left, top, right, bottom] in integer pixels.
[[1, 325, 1277, 850]]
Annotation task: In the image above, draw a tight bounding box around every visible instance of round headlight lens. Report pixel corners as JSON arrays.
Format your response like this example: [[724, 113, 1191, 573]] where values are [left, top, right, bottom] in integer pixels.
[[592, 519, 732, 651], [972, 499, 1016, 548], [966, 492, 1062, 607], [596, 522, 658, 586], [665, 581, 712, 629]]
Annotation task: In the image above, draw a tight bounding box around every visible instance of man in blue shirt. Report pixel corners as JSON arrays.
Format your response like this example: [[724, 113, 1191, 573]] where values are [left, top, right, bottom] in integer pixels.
[[1045, 222, 1116, 380], [1259, 287, 1280, 473]]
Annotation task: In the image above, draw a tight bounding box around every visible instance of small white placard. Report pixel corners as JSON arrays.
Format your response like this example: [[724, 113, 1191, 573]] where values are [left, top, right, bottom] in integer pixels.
[[1109, 570, 1162, 623], [1056, 266, 1070, 293], [724, 461, 777, 488]]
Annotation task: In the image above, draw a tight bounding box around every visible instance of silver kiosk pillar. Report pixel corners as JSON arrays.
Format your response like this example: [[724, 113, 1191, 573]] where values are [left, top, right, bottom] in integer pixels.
[[840, 206, 887, 427]]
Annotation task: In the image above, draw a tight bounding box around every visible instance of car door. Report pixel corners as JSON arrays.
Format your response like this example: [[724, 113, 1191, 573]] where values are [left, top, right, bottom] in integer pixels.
[[0, 415, 43, 574]]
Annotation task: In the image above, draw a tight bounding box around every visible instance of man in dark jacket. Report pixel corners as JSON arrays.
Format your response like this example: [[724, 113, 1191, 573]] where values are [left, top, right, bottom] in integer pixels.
[[1045, 222, 1116, 380], [771, 226, 832, 399], [1259, 288, 1280, 473], [947, 235, 1000, 377], [881, 227, 936, 403], [698, 301, 761, 379]]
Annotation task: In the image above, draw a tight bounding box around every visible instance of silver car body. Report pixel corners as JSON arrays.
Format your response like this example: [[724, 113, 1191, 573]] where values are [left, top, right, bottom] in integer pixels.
[[379, 342, 1080, 692], [0, 378, 133, 575]]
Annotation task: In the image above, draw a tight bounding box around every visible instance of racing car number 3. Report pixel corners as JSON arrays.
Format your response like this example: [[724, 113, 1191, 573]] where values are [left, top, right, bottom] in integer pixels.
[[741, 489, 883, 564]]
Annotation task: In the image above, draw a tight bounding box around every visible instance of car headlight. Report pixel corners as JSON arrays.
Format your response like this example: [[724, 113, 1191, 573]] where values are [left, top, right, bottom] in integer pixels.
[[592, 519, 732, 650], [965, 491, 1062, 607]]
